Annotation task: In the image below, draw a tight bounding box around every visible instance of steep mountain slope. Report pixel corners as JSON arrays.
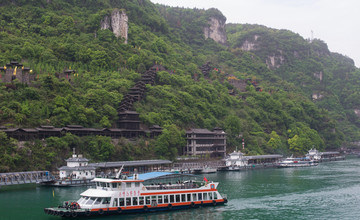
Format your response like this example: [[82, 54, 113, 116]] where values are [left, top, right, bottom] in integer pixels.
[[226, 23, 360, 142], [0, 0, 356, 171]]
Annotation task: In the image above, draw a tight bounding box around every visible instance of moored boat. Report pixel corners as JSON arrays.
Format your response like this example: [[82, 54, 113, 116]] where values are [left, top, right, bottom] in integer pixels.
[[277, 156, 319, 168], [44, 171, 227, 217]]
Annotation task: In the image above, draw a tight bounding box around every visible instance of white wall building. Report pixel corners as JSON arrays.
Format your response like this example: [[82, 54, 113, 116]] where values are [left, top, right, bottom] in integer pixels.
[[59, 152, 96, 180]]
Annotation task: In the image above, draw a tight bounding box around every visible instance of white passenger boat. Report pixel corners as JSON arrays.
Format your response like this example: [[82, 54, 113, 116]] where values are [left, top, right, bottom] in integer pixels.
[[277, 156, 319, 168], [44, 171, 227, 217]]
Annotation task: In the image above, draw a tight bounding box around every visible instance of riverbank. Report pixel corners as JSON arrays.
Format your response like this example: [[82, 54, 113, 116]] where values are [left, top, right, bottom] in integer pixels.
[[1, 157, 360, 219]]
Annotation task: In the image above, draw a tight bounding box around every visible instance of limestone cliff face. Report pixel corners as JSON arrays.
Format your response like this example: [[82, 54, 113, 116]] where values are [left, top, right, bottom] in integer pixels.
[[240, 34, 286, 69], [203, 17, 227, 45], [101, 9, 128, 44]]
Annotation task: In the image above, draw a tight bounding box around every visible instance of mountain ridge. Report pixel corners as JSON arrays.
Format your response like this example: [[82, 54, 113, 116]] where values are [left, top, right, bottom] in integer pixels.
[[0, 0, 357, 172]]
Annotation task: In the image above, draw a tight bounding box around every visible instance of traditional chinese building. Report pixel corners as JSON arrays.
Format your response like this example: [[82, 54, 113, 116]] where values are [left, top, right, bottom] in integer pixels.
[[184, 127, 226, 158]]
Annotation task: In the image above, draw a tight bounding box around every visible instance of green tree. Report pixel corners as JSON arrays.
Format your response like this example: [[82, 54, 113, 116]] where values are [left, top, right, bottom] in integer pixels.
[[154, 124, 185, 160]]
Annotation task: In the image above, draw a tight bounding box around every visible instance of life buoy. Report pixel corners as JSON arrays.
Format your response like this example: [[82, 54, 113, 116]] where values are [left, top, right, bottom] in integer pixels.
[[71, 211, 77, 217], [117, 207, 122, 214], [212, 200, 217, 206], [85, 210, 91, 216], [98, 209, 104, 215], [143, 205, 148, 211], [168, 204, 173, 209], [190, 202, 195, 208]]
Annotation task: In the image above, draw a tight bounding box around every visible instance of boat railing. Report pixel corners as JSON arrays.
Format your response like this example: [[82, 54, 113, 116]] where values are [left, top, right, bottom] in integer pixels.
[[145, 183, 199, 191]]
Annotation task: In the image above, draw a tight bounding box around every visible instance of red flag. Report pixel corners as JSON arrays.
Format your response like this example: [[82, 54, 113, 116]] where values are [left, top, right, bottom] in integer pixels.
[[204, 176, 208, 182]]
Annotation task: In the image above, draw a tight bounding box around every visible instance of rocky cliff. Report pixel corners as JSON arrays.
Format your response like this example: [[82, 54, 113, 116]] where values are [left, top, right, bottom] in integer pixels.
[[204, 17, 227, 45], [101, 9, 128, 44]]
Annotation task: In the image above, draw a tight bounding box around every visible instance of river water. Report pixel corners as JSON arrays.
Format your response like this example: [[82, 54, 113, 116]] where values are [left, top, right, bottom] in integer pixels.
[[1, 157, 360, 220]]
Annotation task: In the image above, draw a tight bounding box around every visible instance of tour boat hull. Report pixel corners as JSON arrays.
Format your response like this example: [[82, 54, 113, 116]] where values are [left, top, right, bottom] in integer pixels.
[[44, 199, 227, 217]]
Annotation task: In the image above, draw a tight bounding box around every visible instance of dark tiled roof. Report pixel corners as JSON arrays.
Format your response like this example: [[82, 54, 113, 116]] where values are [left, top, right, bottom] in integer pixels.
[[186, 128, 212, 134]]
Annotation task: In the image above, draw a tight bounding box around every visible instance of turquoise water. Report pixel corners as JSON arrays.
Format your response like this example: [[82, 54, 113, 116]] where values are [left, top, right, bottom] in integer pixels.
[[1, 157, 360, 219]]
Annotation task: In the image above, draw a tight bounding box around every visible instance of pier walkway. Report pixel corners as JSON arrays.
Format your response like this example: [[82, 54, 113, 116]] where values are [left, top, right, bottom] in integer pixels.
[[0, 171, 55, 186]]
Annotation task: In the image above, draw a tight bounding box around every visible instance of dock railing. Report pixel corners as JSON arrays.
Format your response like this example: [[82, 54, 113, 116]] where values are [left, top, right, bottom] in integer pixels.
[[0, 171, 55, 186]]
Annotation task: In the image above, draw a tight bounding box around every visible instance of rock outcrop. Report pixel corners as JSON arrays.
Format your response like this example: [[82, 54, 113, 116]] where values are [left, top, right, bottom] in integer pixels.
[[204, 17, 227, 45], [101, 9, 128, 44]]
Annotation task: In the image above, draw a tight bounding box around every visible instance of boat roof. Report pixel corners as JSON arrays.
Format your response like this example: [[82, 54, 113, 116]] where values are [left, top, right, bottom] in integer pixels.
[[92, 178, 144, 183], [127, 172, 197, 182], [80, 188, 115, 197], [92, 172, 197, 183], [128, 172, 176, 181]]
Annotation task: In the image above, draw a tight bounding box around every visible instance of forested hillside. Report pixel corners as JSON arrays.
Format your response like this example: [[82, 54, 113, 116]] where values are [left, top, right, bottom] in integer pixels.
[[0, 0, 357, 172]]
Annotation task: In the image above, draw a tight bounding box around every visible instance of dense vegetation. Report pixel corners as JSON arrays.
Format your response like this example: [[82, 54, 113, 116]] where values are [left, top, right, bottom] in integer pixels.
[[0, 0, 358, 172]]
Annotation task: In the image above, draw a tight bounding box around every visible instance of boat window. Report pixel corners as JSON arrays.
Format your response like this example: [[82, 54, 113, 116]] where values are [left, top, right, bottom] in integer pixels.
[[198, 193, 202, 201], [158, 195, 163, 204], [135, 182, 140, 187], [203, 193, 207, 200], [151, 196, 157, 204], [181, 194, 186, 202], [77, 197, 85, 204], [126, 182, 131, 188], [113, 198, 118, 207], [192, 193, 197, 201], [102, 197, 110, 204], [170, 195, 174, 203], [106, 183, 110, 188], [214, 192, 218, 200], [86, 197, 96, 205], [175, 194, 180, 203], [208, 192, 213, 200], [126, 198, 131, 206], [81, 197, 90, 205], [187, 194, 191, 202], [139, 197, 144, 205], [112, 183, 117, 188], [132, 197, 138, 206], [145, 196, 150, 205], [119, 198, 125, 206], [164, 195, 169, 203], [94, 198, 102, 205], [96, 182, 100, 187], [101, 182, 106, 187]]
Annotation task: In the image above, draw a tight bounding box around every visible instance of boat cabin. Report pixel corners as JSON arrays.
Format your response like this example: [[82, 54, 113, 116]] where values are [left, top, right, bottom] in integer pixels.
[[76, 172, 221, 211]]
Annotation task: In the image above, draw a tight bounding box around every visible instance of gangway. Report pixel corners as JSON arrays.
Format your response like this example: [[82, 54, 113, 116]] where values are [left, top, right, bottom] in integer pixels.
[[0, 171, 55, 186]]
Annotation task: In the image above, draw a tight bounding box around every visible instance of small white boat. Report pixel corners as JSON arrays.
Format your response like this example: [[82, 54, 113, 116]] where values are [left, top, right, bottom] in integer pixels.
[[277, 156, 318, 168], [44, 171, 227, 217]]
